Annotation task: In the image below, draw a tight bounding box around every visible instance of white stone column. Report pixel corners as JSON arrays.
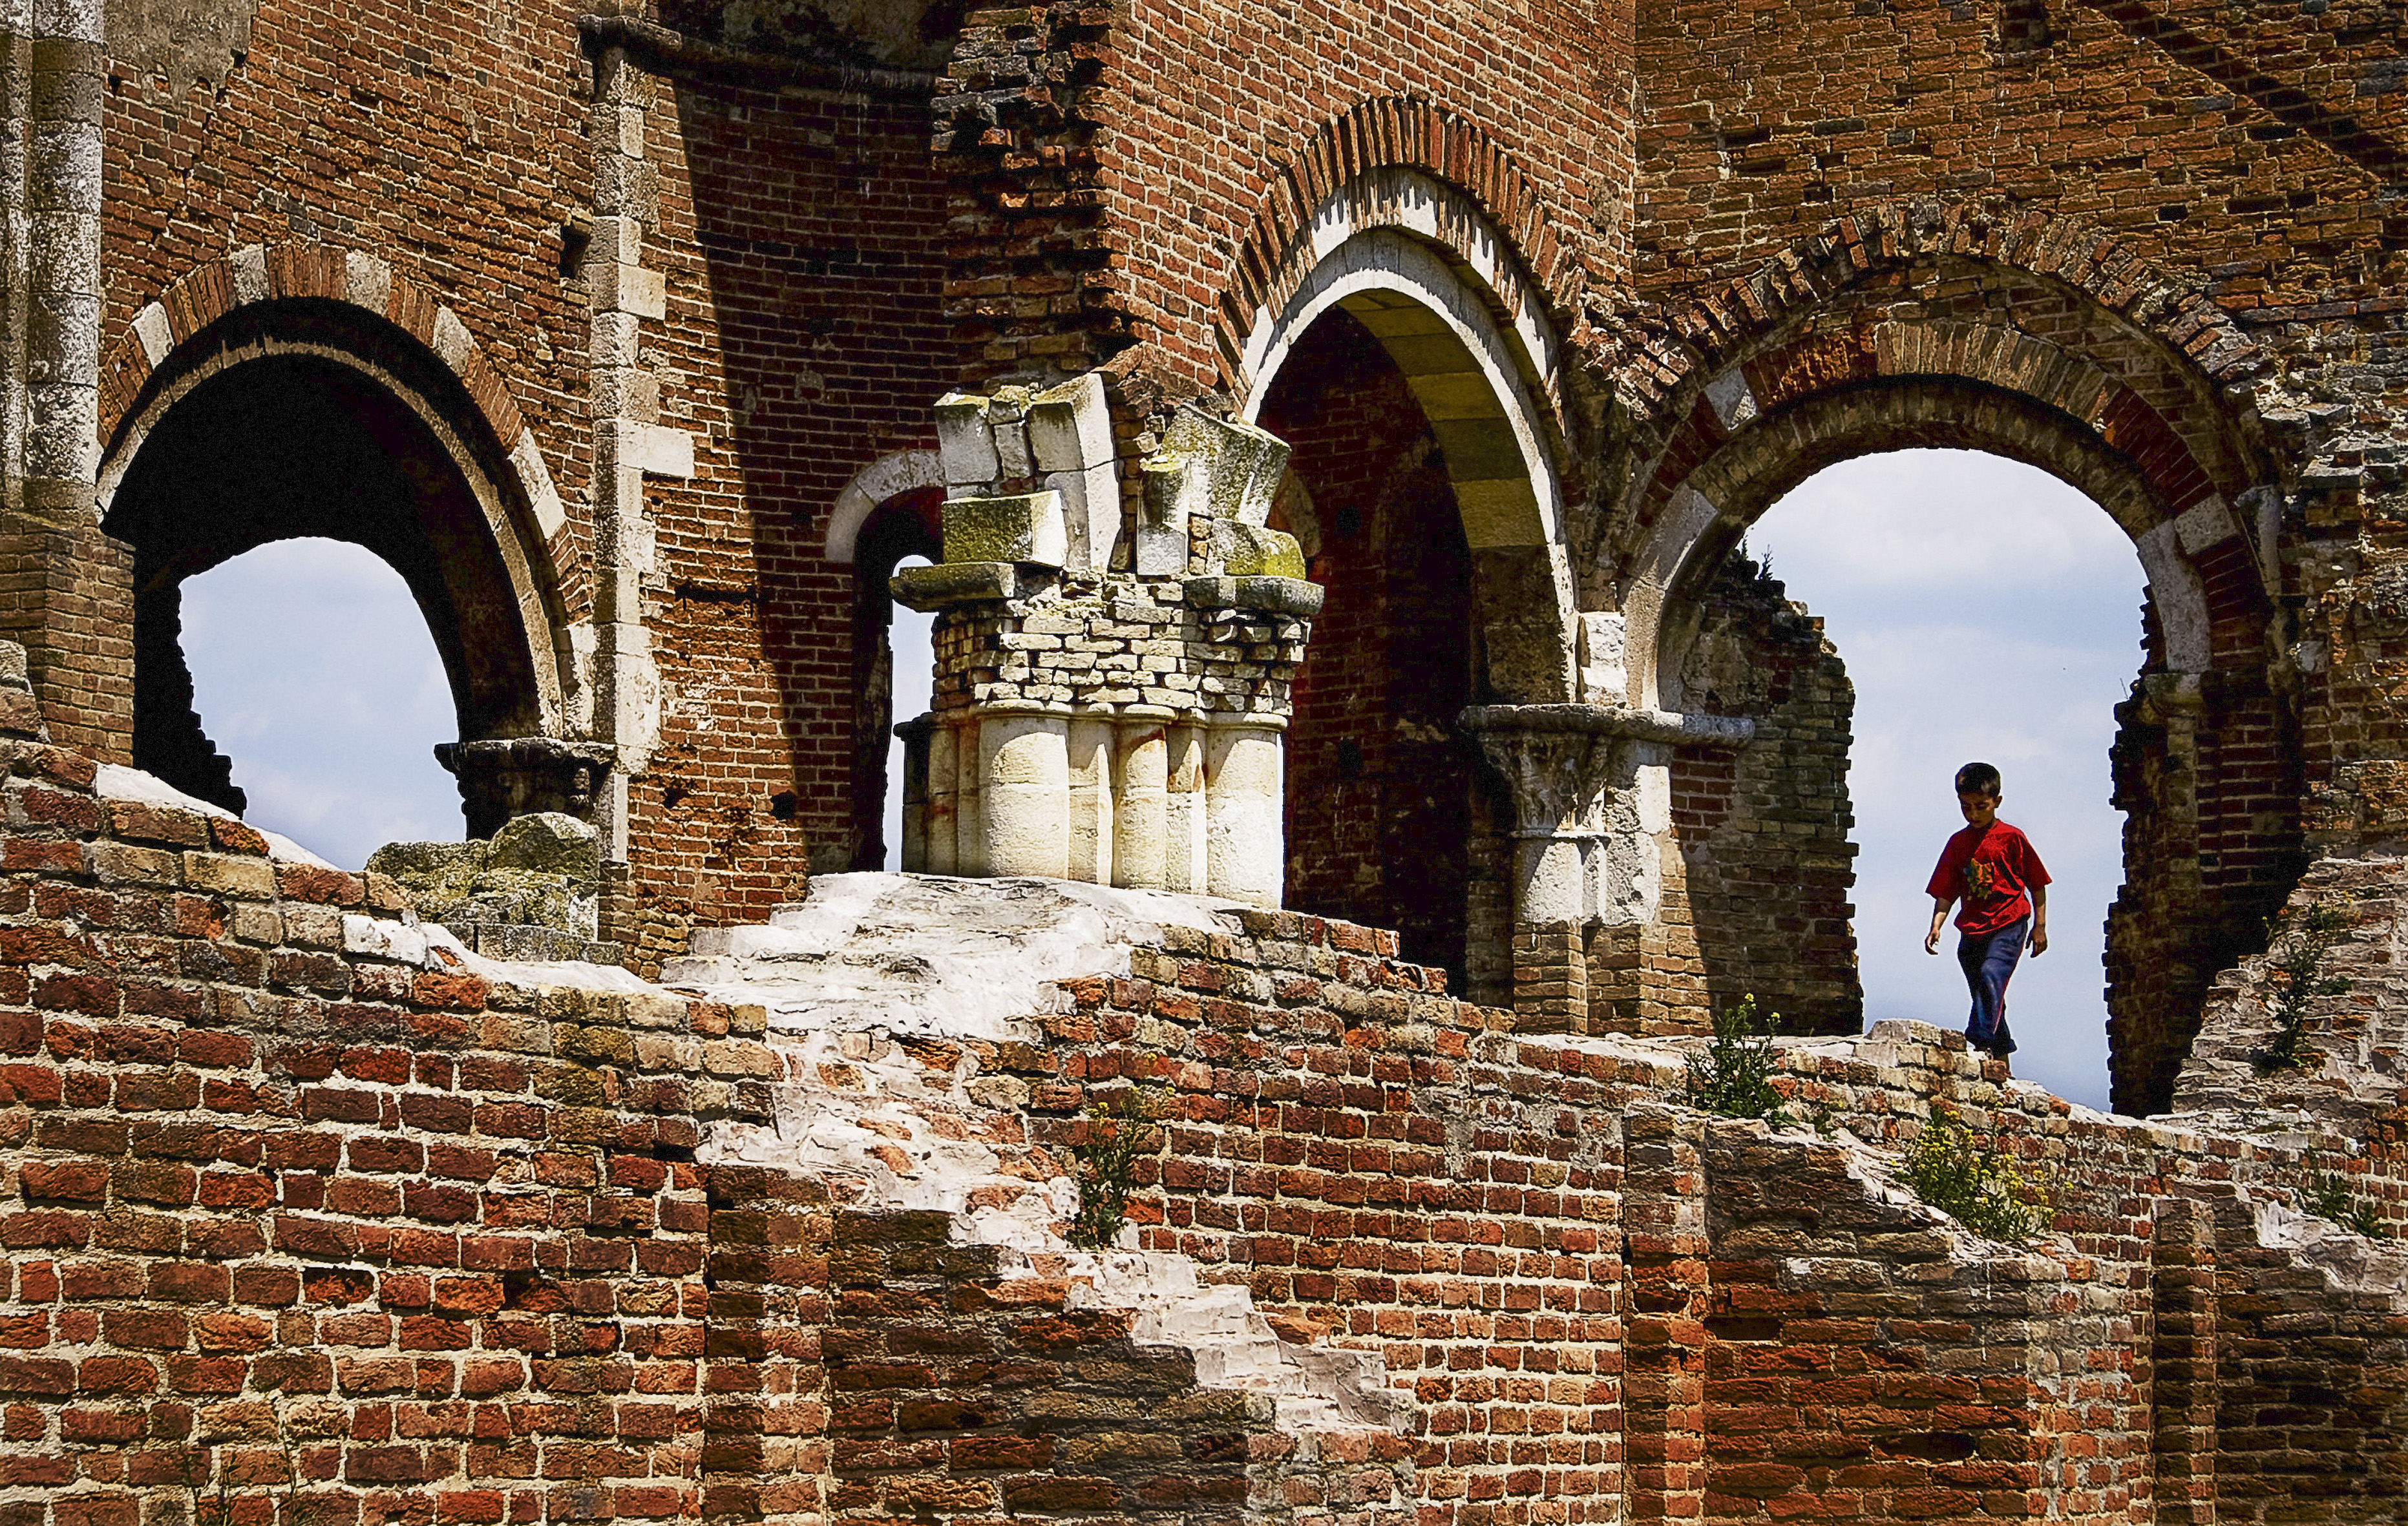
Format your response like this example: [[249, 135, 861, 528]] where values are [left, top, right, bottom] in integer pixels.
[[1164, 722, 1209, 894], [980, 706, 1070, 879], [1113, 710, 1170, 890], [1066, 713, 1115, 885], [1205, 720, 1285, 908], [918, 719, 955, 874]]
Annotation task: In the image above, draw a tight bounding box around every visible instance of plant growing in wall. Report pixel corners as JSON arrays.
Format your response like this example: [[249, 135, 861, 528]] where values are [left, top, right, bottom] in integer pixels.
[[1066, 1083, 1170, 1250], [2302, 1145, 2390, 1239], [1684, 993, 1791, 1128], [2252, 902, 2353, 1076], [1902, 1108, 2053, 1242]]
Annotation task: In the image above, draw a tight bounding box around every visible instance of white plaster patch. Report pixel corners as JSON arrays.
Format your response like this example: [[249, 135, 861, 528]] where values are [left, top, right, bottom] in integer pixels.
[[430, 306, 475, 374], [91, 763, 341, 867], [1704, 366, 1760, 430], [344, 249, 393, 315], [131, 302, 172, 368], [664, 871, 1239, 1041], [229, 243, 268, 306]]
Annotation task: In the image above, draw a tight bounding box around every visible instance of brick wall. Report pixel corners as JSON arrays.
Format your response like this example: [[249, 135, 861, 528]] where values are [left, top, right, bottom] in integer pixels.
[[5, 664, 2408, 1525], [1659, 556, 1860, 1035], [0, 669, 1320, 1526], [1011, 905, 2408, 1525], [629, 63, 955, 935]]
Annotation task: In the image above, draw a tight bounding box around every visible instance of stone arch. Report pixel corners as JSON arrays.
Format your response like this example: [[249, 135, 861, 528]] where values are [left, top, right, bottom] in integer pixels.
[[1232, 172, 1583, 991], [1232, 179, 1579, 704], [1603, 214, 2292, 1112], [94, 246, 576, 820], [824, 450, 942, 563]]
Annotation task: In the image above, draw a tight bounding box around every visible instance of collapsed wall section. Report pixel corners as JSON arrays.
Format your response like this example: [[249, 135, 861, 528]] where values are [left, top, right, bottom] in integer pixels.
[[0, 673, 1324, 1526], [3, 665, 2406, 1526]]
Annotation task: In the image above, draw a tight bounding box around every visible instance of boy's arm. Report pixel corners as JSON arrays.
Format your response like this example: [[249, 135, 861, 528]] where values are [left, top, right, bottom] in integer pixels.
[[1925, 897, 1952, 955], [2028, 885, 2048, 956]]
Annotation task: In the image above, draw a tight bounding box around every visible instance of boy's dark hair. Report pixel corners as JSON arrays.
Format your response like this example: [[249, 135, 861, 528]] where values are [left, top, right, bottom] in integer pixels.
[[1955, 761, 2002, 797]]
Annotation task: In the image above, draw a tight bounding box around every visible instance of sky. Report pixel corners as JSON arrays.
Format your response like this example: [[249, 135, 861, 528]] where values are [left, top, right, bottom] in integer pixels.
[[185, 448, 2140, 1110], [181, 539, 462, 871]]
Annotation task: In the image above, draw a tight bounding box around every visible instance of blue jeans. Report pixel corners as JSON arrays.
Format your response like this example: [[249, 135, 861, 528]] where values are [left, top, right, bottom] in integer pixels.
[[1956, 917, 2026, 1056]]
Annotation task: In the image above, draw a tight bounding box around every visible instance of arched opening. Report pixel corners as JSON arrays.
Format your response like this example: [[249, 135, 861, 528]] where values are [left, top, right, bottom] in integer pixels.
[[1261, 308, 1479, 982], [1236, 200, 1578, 998], [846, 488, 942, 871], [178, 539, 460, 869], [1747, 449, 2148, 1109], [102, 316, 557, 831], [1619, 332, 2295, 1113]]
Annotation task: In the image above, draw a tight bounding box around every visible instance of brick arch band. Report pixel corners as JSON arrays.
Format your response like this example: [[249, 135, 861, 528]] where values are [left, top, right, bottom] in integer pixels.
[[1232, 171, 1579, 702], [1610, 207, 2279, 709], [1214, 98, 1583, 405], [96, 244, 575, 738]]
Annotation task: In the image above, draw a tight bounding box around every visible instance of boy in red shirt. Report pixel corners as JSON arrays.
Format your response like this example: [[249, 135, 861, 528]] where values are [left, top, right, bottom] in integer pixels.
[[1923, 761, 2050, 1060]]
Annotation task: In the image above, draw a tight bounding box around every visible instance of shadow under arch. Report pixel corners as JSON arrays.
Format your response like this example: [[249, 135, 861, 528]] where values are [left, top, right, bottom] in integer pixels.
[[99, 300, 567, 826], [1237, 195, 1579, 992]]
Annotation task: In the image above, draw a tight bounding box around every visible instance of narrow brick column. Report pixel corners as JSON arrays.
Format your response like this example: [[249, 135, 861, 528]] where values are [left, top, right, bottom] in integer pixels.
[[702, 1167, 834, 1526], [1622, 1105, 1710, 1525], [2148, 1196, 2220, 1524]]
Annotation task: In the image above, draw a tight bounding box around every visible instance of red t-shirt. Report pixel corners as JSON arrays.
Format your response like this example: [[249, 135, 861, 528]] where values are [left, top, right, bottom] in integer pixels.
[[1926, 822, 2051, 935]]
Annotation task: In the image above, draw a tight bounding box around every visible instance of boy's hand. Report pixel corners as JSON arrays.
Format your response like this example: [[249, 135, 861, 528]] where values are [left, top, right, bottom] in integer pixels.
[[1925, 899, 1950, 955], [1924, 926, 1941, 955], [2029, 924, 2049, 956]]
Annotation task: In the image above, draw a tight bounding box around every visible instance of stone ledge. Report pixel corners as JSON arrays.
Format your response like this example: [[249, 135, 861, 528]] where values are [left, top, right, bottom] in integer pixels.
[[1181, 574, 1323, 618]]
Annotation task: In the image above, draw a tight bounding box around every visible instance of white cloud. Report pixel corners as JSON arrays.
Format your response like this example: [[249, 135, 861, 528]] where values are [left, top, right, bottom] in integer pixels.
[[1753, 450, 2146, 1111], [179, 539, 462, 870]]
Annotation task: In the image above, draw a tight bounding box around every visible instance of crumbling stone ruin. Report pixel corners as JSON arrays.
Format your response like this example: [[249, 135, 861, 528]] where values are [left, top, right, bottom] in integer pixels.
[[0, 0, 2405, 1521]]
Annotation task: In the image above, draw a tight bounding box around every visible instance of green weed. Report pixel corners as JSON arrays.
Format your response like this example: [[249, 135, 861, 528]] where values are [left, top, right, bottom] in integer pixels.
[[2252, 903, 2352, 1076], [1902, 1108, 2052, 1242], [1684, 994, 1791, 1129], [1066, 1083, 1170, 1250]]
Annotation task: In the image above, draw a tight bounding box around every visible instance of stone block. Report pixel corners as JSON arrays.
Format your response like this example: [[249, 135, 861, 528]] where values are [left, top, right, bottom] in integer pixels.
[[935, 393, 1000, 485], [943, 492, 1066, 569], [1205, 519, 1306, 578], [1028, 371, 1112, 472]]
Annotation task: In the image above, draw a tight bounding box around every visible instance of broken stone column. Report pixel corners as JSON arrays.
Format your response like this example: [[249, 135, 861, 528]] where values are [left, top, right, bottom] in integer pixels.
[[893, 381, 1317, 908], [367, 811, 622, 964], [1463, 701, 1751, 1032]]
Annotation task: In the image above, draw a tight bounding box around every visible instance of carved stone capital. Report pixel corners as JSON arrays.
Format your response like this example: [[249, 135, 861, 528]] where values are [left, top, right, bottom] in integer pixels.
[[437, 737, 616, 839]]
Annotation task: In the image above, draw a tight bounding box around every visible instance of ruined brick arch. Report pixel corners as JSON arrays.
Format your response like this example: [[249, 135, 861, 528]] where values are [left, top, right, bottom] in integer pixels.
[[1618, 197, 2268, 414], [1214, 98, 1582, 406], [1609, 209, 2278, 711], [1611, 225, 2299, 1113], [92, 247, 578, 813]]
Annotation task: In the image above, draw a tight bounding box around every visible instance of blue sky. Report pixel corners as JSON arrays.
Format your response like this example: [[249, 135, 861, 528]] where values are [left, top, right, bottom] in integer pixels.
[[185, 448, 2138, 1109]]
